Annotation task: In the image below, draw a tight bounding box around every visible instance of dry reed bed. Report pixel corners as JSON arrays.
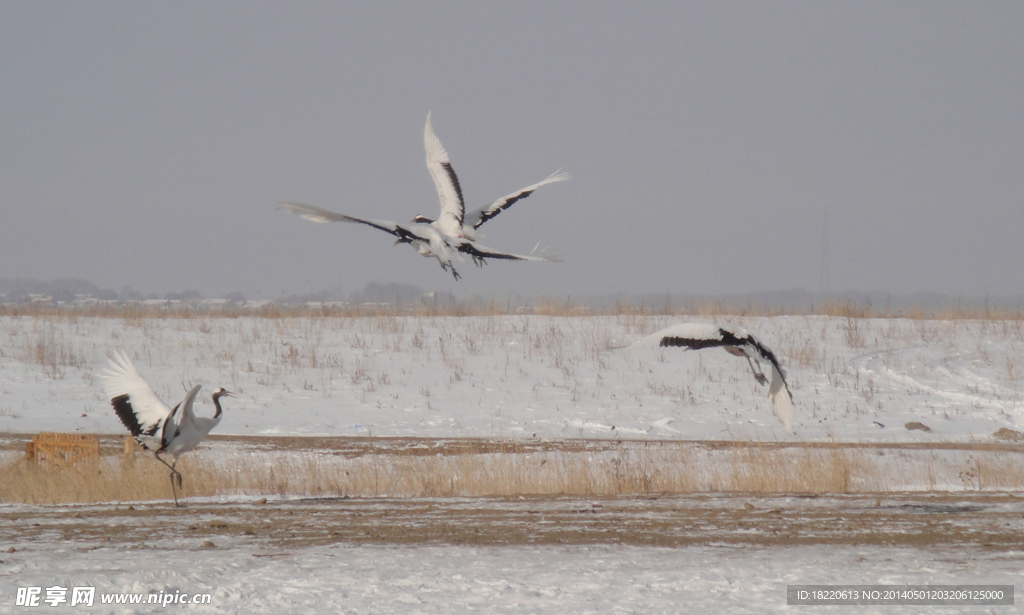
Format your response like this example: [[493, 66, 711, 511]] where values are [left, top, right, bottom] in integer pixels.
[[4, 444, 1024, 505]]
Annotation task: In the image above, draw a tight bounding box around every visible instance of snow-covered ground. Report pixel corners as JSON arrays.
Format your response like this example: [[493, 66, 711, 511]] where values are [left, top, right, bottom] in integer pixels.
[[1, 314, 1023, 441], [4, 491, 1023, 614], [3, 313, 1023, 613], [4, 542, 1021, 614]]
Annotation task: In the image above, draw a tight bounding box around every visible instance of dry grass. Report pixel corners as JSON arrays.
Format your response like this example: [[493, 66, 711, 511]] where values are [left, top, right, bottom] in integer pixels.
[[4, 443, 1024, 505], [2, 303, 1020, 400], [9, 320, 87, 379], [714, 448, 859, 493]]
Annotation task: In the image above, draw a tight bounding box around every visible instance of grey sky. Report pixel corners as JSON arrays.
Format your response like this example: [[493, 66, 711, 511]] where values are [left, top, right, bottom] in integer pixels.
[[2, 2, 1022, 299]]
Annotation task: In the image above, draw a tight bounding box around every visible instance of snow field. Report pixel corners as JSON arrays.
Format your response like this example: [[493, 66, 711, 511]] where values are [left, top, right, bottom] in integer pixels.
[[3, 542, 1021, 614], [1, 313, 1022, 442]]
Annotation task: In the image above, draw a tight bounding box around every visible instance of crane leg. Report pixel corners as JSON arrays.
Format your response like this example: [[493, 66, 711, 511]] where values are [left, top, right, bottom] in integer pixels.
[[155, 451, 183, 508], [438, 260, 462, 280], [472, 256, 487, 267], [745, 356, 768, 385]]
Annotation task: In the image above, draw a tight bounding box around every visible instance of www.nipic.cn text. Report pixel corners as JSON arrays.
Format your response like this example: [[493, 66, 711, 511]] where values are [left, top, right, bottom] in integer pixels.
[[15, 586, 213, 607]]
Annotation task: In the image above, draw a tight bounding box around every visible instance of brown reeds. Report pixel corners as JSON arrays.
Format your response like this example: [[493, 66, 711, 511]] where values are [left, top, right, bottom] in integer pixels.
[[4, 443, 1023, 505]]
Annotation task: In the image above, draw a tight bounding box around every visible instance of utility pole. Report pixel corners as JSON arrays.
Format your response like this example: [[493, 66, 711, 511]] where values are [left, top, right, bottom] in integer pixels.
[[819, 209, 831, 296]]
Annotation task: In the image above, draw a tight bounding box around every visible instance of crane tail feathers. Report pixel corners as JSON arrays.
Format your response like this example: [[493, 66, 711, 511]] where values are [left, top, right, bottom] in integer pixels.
[[768, 366, 794, 433]]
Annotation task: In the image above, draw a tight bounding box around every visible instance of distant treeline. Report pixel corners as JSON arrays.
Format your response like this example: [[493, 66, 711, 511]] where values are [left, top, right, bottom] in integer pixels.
[[2, 277, 1022, 318]]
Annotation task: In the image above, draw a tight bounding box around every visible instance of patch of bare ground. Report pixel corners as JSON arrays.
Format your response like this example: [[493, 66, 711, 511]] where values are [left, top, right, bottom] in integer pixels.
[[2, 493, 1023, 552], [3, 433, 1023, 456], [207, 434, 1024, 455]]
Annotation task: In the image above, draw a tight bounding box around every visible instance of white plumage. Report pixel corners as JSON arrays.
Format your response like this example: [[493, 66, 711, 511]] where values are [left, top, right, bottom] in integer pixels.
[[422, 112, 466, 237], [415, 113, 570, 240], [632, 323, 795, 432], [100, 351, 234, 506]]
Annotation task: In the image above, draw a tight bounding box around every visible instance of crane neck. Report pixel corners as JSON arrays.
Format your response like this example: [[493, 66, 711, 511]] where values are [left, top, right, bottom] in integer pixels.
[[212, 393, 226, 419]]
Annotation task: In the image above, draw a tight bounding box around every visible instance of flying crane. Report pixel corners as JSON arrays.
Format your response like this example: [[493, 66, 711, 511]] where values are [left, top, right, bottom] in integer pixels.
[[632, 323, 795, 432]]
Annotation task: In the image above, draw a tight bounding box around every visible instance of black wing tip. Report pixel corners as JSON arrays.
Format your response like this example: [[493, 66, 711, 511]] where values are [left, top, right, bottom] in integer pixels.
[[111, 394, 146, 437], [660, 336, 724, 350], [456, 243, 531, 261]]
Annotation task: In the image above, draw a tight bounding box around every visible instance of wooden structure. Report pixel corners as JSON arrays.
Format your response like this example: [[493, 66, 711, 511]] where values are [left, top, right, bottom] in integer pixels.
[[122, 435, 142, 462], [23, 433, 100, 467]]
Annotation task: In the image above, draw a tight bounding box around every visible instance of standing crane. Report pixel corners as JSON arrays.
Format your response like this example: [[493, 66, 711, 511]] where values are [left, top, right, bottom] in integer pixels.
[[100, 351, 235, 506]]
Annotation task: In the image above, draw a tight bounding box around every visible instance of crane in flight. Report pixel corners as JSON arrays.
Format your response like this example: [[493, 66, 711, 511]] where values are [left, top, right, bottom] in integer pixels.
[[100, 351, 235, 506], [632, 323, 795, 432], [278, 113, 566, 279]]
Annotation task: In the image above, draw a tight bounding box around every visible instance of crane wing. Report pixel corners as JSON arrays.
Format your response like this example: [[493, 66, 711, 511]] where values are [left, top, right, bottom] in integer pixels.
[[457, 241, 561, 262], [161, 384, 201, 450], [277, 202, 428, 244], [467, 171, 571, 230], [424, 113, 465, 236], [100, 351, 173, 447], [630, 323, 725, 349]]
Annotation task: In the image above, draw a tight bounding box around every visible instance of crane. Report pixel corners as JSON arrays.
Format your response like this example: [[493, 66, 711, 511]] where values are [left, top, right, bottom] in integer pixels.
[[632, 323, 795, 432], [100, 351, 235, 506], [277, 113, 565, 278]]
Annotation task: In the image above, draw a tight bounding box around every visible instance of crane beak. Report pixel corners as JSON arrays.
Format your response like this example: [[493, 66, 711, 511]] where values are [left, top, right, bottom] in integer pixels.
[[220, 389, 237, 398]]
